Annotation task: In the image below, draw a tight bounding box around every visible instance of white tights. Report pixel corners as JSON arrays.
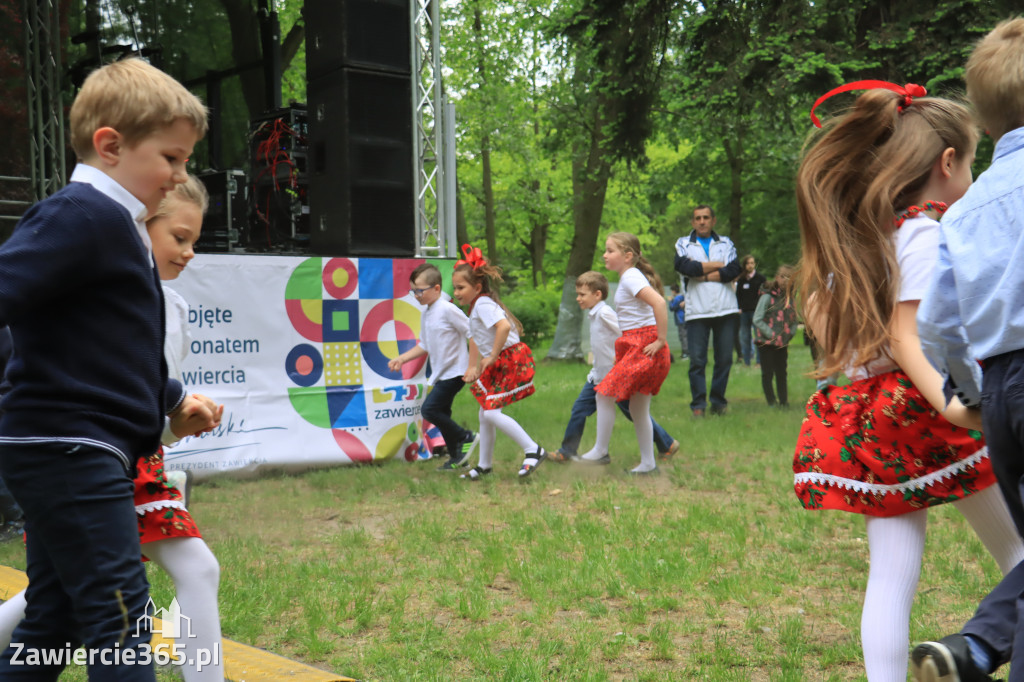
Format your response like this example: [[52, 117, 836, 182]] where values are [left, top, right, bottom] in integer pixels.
[[0, 537, 223, 682], [861, 485, 1024, 681], [477, 407, 538, 470], [584, 393, 656, 471]]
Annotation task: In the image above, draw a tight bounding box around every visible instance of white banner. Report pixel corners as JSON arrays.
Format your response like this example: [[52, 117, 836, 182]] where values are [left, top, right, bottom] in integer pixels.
[[164, 254, 448, 480]]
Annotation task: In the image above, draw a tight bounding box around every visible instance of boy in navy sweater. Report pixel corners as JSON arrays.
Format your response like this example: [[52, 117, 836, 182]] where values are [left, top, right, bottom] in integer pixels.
[[0, 58, 220, 680]]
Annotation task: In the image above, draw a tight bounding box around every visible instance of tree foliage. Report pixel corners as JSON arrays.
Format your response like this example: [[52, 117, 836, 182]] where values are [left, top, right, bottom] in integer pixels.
[[3, 0, 1019, 338]]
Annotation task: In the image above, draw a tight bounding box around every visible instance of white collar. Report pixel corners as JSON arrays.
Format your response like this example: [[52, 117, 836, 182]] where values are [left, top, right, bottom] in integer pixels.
[[588, 300, 607, 319], [69, 163, 153, 258]]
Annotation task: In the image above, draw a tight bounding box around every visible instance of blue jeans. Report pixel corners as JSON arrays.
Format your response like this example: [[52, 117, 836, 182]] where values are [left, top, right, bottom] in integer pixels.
[[960, 349, 1024, 668], [559, 380, 674, 455], [686, 314, 739, 412], [0, 443, 155, 681], [421, 376, 471, 450], [739, 310, 760, 365]]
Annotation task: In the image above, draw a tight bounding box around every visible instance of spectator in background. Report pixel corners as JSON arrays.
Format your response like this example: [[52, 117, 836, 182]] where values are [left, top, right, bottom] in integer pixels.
[[735, 254, 766, 367], [668, 284, 687, 360], [673, 205, 742, 416]]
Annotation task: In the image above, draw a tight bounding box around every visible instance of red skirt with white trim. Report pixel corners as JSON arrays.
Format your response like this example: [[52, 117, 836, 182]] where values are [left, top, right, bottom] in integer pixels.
[[596, 326, 670, 401], [470, 342, 536, 410], [135, 448, 201, 552], [793, 370, 995, 517]]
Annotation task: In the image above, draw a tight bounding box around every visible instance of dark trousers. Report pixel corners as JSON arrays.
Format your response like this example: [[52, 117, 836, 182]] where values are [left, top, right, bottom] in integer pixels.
[[559, 380, 674, 455], [759, 344, 789, 406], [421, 376, 471, 450], [0, 443, 155, 681], [739, 311, 760, 365], [686, 314, 739, 412], [961, 350, 1024, 672], [674, 324, 688, 357]]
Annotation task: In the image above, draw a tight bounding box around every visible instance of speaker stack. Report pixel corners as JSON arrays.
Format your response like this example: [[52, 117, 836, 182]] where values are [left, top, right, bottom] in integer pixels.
[[304, 0, 415, 257]]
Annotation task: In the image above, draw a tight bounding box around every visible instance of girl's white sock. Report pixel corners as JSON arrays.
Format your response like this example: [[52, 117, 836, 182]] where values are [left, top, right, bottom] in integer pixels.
[[581, 396, 617, 460], [629, 393, 656, 471]]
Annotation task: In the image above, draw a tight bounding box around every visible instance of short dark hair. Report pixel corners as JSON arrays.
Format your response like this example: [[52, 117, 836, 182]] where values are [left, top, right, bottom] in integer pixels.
[[575, 271, 609, 300], [410, 263, 442, 288], [693, 204, 716, 218]]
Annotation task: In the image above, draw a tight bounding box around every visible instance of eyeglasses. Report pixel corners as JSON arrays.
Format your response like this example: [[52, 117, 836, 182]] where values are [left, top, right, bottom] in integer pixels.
[[411, 287, 432, 296]]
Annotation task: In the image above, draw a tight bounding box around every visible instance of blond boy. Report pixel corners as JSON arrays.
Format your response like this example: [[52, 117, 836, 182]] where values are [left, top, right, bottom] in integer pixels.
[[912, 17, 1024, 682], [0, 59, 220, 679], [550, 271, 678, 462]]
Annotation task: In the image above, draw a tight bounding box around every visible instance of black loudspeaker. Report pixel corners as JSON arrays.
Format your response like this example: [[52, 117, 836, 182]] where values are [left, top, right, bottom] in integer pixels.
[[304, 0, 411, 80], [308, 68, 415, 257]]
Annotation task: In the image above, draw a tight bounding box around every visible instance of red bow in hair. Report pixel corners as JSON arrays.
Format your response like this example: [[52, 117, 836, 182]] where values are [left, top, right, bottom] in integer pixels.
[[810, 80, 928, 128], [456, 243, 486, 269]]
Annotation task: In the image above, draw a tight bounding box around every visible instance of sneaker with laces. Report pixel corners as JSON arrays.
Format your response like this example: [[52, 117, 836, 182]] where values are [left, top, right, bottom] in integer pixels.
[[911, 634, 997, 682]]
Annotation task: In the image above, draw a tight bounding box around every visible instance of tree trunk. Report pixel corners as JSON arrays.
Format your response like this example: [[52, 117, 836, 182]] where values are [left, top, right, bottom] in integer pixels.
[[547, 111, 611, 361], [722, 131, 744, 253], [217, 0, 265, 119], [524, 179, 548, 288], [473, 5, 497, 264], [456, 188, 469, 249], [480, 132, 497, 263]]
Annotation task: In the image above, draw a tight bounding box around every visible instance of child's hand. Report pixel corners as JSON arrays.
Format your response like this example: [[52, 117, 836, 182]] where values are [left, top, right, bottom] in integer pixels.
[[479, 356, 495, 374], [643, 338, 666, 357], [388, 356, 404, 372], [464, 365, 480, 384], [170, 393, 224, 438]]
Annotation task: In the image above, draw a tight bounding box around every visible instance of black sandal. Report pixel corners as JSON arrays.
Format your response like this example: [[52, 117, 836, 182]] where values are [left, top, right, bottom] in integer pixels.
[[460, 466, 492, 481], [518, 448, 547, 478]]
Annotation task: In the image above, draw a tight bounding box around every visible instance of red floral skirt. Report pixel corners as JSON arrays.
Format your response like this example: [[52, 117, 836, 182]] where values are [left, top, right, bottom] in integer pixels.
[[793, 370, 995, 517], [596, 326, 670, 401], [470, 342, 536, 410], [135, 448, 201, 555]]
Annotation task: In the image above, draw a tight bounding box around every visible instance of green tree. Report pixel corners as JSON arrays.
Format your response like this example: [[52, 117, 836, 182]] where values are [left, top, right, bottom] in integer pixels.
[[545, 0, 678, 360]]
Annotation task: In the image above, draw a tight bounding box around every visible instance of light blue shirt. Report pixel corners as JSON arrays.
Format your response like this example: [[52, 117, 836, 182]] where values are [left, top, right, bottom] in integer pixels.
[[917, 126, 1024, 406]]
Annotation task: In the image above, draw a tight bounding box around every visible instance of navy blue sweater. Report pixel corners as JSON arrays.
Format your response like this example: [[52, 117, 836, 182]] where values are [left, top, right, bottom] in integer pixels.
[[0, 182, 184, 470]]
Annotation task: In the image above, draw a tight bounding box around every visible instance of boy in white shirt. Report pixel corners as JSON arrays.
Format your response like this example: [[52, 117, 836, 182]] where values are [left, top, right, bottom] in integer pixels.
[[550, 271, 679, 463], [390, 264, 479, 469]]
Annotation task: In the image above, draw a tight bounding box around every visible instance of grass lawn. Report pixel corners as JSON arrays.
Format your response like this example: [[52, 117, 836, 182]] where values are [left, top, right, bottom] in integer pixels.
[[0, 342, 1005, 681]]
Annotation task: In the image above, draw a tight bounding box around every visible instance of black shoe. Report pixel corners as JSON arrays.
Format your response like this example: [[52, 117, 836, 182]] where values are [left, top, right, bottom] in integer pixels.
[[911, 634, 996, 682], [450, 431, 479, 468], [437, 456, 468, 471], [710, 406, 728, 416]]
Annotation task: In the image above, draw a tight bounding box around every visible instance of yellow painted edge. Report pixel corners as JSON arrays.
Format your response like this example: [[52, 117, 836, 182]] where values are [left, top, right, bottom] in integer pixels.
[[0, 565, 355, 682]]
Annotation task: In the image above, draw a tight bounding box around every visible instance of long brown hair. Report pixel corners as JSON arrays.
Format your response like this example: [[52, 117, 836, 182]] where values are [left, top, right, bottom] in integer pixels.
[[607, 232, 663, 292], [795, 90, 976, 378], [453, 260, 524, 335]]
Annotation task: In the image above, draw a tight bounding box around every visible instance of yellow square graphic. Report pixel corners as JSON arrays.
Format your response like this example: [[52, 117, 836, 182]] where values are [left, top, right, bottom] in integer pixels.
[[323, 342, 362, 387]]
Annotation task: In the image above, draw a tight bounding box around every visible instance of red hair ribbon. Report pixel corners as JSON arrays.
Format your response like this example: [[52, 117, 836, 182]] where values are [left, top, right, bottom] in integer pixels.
[[810, 80, 927, 128], [456, 243, 487, 269]]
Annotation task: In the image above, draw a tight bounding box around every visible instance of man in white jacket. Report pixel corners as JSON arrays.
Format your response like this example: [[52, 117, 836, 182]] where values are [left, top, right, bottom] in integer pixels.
[[673, 205, 742, 416]]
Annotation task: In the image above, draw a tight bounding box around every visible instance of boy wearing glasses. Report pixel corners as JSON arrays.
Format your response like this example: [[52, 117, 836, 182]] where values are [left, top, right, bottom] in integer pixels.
[[390, 263, 478, 469]]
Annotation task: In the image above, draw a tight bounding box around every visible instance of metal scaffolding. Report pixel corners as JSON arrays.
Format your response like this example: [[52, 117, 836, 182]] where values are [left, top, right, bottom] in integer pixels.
[[24, 0, 67, 203], [412, 0, 455, 258]]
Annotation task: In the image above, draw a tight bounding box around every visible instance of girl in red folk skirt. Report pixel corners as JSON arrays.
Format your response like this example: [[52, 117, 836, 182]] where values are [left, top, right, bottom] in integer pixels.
[[451, 246, 545, 481], [585, 232, 670, 475], [794, 82, 1024, 681], [0, 177, 226, 682]]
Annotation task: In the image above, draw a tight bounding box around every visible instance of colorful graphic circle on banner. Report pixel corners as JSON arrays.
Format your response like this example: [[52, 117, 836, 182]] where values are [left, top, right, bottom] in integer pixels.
[[360, 299, 426, 379], [285, 344, 323, 387]]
